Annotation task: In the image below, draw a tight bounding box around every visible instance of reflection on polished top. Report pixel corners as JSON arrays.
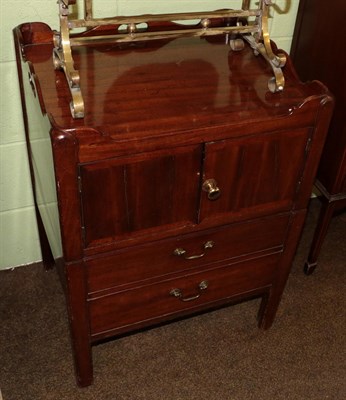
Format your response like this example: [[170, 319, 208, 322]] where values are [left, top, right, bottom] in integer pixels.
[[22, 24, 324, 143], [53, 1, 287, 118]]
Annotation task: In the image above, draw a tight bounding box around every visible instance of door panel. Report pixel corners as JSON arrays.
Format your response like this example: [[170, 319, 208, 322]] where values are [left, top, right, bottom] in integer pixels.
[[80, 145, 202, 247], [200, 128, 310, 222]]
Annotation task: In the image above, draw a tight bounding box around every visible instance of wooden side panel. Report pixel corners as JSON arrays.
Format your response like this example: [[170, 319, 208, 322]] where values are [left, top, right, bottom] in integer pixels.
[[200, 128, 310, 222], [80, 145, 202, 247]]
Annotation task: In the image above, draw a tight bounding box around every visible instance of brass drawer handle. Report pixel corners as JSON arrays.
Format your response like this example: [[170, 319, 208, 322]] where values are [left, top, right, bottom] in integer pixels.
[[173, 241, 214, 260], [170, 280, 209, 302], [202, 178, 221, 200]]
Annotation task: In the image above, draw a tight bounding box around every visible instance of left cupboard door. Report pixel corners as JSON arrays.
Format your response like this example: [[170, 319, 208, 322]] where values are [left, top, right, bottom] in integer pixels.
[[79, 144, 203, 248]]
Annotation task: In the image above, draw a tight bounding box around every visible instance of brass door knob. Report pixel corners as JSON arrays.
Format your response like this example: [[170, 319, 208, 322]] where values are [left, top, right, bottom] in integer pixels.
[[202, 179, 221, 200]]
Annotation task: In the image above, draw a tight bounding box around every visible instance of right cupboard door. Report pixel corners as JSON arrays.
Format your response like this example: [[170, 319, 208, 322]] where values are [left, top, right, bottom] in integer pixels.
[[200, 128, 311, 223]]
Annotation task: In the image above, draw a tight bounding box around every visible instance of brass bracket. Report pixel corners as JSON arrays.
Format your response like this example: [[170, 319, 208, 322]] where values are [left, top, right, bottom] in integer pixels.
[[53, 0, 286, 118]]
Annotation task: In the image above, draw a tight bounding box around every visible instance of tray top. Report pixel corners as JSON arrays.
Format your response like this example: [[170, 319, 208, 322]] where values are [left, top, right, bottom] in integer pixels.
[[17, 23, 325, 141]]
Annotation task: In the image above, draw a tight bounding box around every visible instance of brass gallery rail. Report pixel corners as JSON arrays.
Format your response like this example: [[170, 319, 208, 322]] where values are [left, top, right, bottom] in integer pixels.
[[53, 0, 286, 118]]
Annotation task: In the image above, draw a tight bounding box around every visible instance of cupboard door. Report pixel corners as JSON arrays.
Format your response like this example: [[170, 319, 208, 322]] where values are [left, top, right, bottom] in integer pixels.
[[200, 128, 311, 222], [80, 145, 202, 247]]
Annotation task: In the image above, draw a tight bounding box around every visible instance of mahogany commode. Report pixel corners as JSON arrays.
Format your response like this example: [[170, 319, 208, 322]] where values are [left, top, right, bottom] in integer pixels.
[[14, 21, 333, 386]]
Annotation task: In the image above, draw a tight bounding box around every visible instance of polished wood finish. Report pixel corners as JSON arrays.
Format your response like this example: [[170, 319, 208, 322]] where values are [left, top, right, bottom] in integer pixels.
[[291, 0, 346, 274], [14, 21, 333, 386]]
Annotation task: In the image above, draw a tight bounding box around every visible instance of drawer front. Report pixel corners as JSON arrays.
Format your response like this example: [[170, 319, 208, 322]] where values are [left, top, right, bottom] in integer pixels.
[[89, 253, 280, 337], [86, 214, 290, 294]]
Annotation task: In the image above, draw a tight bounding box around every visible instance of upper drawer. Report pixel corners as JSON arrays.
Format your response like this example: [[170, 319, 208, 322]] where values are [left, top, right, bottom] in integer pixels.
[[86, 213, 290, 295]]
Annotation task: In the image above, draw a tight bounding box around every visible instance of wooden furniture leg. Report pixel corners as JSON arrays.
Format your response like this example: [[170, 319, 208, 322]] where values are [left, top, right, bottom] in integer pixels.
[[258, 211, 306, 329], [304, 198, 337, 275], [65, 261, 93, 387], [34, 205, 56, 270], [304, 196, 346, 275]]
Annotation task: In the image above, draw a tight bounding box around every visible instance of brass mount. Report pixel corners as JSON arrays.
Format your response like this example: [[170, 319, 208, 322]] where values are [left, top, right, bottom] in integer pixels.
[[53, 0, 286, 118]]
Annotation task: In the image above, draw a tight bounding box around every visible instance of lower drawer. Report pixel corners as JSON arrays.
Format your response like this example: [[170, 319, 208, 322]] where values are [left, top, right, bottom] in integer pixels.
[[88, 252, 281, 338]]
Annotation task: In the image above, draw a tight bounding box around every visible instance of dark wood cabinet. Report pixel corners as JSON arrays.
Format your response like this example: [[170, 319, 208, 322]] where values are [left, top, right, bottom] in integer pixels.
[[14, 22, 333, 387], [291, 0, 346, 274]]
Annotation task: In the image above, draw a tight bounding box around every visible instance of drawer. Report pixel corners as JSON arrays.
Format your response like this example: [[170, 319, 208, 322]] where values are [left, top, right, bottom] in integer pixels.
[[88, 252, 280, 338], [86, 214, 289, 294]]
